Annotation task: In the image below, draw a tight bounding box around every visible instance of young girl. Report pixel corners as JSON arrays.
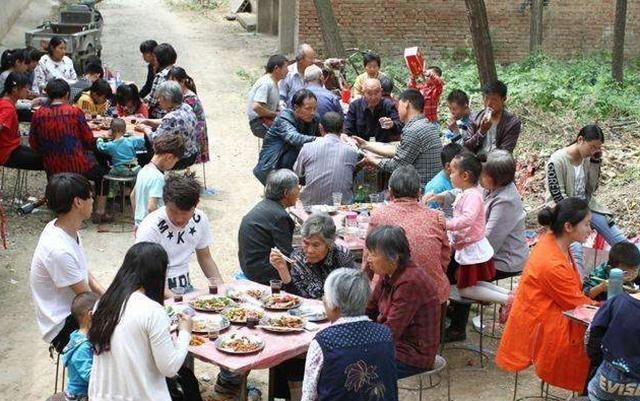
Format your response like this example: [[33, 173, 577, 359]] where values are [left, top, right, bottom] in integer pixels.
[[447, 152, 510, 304]]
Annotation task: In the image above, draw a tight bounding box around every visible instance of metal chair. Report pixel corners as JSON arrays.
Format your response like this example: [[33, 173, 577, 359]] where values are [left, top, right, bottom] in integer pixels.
[[399, 355, 451, 401], [512, 372, 570, 401]]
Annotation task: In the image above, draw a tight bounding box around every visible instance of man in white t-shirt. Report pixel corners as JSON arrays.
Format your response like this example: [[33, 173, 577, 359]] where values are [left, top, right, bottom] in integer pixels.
[[30, 173, 105, 353], [136, 174, 223, 293], [246, 54, 289, 138]]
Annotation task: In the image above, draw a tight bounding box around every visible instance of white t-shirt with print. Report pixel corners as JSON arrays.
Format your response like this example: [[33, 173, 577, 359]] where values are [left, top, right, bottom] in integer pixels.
[[574, 165, 587, 200], [30, 220, 88, 342], [135, 206, 213, 290]]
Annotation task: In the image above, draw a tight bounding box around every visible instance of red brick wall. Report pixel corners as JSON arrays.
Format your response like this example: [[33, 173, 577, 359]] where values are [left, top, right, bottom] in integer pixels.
[[297, 0, 640, 63]]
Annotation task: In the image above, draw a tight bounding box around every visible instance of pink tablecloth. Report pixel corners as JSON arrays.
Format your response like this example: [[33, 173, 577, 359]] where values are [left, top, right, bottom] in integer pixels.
[[288, 207, 365, 252], [177, 282, 330, 374]]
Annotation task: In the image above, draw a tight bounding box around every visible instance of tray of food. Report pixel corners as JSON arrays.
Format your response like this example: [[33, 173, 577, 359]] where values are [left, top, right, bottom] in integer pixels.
[[258, 315, 305, 332], [223, 306, 265, 324], [225, 288, 266, 301], [192, 315, 231, 334], [190, 295, 235, 313], [261, 294, 301, 310], [288, 306, 327, 322], [215, 333, 265, 354], [189, 335, 207, 347]]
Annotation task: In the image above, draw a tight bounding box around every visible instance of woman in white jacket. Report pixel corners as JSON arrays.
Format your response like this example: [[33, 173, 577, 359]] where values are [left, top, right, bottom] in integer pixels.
[[88, 242, 192, 401]]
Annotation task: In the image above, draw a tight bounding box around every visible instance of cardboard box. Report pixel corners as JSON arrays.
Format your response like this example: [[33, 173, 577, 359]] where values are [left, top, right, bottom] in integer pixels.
[[404, 47, 424, 77]]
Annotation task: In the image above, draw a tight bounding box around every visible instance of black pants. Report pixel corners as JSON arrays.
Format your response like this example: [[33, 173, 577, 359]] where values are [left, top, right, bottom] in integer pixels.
[[3, 145, 44, 170], [51, 314, 79, 354], [249, 118, 268, 139]]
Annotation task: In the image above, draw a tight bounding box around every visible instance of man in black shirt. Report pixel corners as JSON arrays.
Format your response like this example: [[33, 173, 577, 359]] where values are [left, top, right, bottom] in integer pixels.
[[138, 40, 157, 99]]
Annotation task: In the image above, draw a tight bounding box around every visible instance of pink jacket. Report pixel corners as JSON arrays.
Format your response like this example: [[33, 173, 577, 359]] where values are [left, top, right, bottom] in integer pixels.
[[446, 187, 487, 250]]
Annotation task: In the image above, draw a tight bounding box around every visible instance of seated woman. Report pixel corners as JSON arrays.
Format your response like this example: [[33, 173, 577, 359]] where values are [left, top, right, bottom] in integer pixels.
[[29, 79, 111, 223], [88, 242, 194, 401], [114, 83, 148, 118], [168, 66, 209, 164], [302, 268, 398, 401], [365, 225, 441, 379], [0, 72, 43, 170], [136, 81, 198, 170], [33, 36, 77, 93], [75, 78, 112, 116], [270, 213, 356, 299], [0, 48, 28, 90], [496, 197, 597, 392]]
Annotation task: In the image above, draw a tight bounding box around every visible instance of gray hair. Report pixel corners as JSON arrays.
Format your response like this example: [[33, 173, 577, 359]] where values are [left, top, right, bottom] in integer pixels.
[[264, 169, 299, 201], [295, 43, 313, 62], [304, 64, 323, 84], [365, 225, 411, 267], [301, 213, 336, 245], [323, 268, 371, 317], [483, 149, 516, 187], [155, 80, 183, 105], [388, 165, 420, 198]]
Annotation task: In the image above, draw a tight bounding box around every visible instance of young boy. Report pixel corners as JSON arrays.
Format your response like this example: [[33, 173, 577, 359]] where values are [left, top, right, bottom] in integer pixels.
[[408, 65, 443, 123], [96, 118, 146, 176], [583, 241, 640, 301], [139, 40, 158, 99], [62, 291, 99, 401], [423, 142, 463, 217], [130, 134, 185, 226], [444, 89, 472, 142]]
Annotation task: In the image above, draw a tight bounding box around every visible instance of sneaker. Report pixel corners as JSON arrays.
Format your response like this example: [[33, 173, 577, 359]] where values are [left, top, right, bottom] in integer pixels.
[[443, 328, 467, 343]]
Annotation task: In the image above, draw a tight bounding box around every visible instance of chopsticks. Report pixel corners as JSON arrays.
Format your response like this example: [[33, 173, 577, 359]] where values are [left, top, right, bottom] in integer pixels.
[[272, 247, 297, 264]]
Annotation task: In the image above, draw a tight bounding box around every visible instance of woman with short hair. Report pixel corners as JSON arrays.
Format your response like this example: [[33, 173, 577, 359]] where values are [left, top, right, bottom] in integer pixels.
[[301, 268, 398, 401], [144, 43, 177, 118], [33, 36, 77, 93]]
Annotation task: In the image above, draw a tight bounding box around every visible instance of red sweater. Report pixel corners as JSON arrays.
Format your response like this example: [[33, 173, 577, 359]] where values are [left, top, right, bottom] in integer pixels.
[[408, 75, 443, 123], [0, 98, 20, 165]]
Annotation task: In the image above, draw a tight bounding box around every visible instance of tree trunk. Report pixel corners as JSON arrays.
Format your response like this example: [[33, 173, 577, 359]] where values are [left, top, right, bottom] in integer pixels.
[[612, 0, 627, 84], [312, 0, 346, 59], [464, 0, 497, 86], [529, 0, 544, 53]]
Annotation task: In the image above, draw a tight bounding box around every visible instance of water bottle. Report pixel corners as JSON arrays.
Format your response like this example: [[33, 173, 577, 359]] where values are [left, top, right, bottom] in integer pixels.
[[115, 70, 122, 87], [607, 268, 624, 299]]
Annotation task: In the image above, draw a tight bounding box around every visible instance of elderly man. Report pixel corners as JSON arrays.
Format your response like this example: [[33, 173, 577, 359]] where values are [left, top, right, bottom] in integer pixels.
[[137, 80, 197, 169], [344, 78, 401, 143], [302, 64, 342, 119], [239, 169, 299, 285], [358, 89, 442, 187], [280, 43, 316, 105], [294, 111, 360, 205], [246, 54, 289, 138], [254, 89, 319, 185]]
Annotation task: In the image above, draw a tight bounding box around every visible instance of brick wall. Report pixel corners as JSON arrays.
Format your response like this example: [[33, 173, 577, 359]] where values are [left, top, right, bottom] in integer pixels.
[[297, 0, 640, 63]]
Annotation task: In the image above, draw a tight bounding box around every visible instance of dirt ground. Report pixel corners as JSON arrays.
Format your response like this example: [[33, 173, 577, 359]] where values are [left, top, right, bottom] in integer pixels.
[[0, 1, 570, 400]]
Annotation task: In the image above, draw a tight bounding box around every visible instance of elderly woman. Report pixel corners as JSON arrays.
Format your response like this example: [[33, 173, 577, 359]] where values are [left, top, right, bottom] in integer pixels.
[[301, 268, 398, 401], [365, 225, 441, 379], [270, 213, 356, 299], [496, 197, 597, 392], [33, 36, 77, 92], [144, 43, 177, 118], [137, 80, 198, 170]]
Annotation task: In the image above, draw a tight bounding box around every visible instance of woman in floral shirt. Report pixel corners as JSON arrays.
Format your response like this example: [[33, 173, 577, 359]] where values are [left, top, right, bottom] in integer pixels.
[[33, 36, 77, 93]]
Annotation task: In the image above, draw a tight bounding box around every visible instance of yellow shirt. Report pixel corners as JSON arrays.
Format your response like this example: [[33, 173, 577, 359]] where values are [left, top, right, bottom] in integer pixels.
[[352, 71, 388, 99], [75, 92, 107, 115]]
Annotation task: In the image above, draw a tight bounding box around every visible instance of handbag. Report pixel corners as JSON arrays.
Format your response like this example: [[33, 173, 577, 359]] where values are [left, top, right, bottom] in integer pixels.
[[166, 366, 203, 401]]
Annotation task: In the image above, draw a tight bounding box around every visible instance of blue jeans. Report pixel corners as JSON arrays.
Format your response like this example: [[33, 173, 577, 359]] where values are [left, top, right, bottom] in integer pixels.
[[396, 360, 428, 379], [591, 211, 627, 246], [588, 361, 640, 400]]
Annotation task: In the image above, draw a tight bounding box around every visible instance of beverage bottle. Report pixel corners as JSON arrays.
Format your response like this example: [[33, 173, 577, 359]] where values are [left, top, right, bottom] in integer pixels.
[[607, 268, 624, 299], [17, 197, 46, 215], [115, 70, 122, 87]]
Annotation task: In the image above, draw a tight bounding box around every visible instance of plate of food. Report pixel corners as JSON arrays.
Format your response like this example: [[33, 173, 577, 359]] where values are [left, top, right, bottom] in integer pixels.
[[223, 306, 265, 324], [192, 315, 231, 334], [190, 295, 235, 313], [225, 288, 266, 301], [309, 205, 338, 215], [215, 333, 265, 354], [288, 306, 327, 322], [258, 315, 305, 332], [189, 335, 207, 347], [261, 294, 301, 310]]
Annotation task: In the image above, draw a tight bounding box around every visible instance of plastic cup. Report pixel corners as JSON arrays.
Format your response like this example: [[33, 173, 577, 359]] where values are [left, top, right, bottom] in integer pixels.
[[172, 287, 185, 303], [208, 278, 218, 295], [270, 279, 283, 294], [332, 192, 343, 207], [208, 329, 219, 341], [246, 317, 259, 329]]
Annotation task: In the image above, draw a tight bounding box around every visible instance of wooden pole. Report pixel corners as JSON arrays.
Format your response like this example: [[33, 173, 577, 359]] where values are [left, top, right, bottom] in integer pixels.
[[612, 0, 627, 84], [464, 0, 497, 86], [312, 0, 346, 58]]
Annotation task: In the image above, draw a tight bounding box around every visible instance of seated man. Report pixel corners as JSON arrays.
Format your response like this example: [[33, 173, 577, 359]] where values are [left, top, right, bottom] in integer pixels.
[[135, 174, 223, 294], [357, 89, 442, 187], [253, 89, 318, 185], [280, 44, 316, 106], [239, 169, 299, 285], [464, 80, 521, 155], [294, 111, 360, 206], [344, 78, 401, 143], [302, 65, 342, 119], [246, 54, 288, 138]]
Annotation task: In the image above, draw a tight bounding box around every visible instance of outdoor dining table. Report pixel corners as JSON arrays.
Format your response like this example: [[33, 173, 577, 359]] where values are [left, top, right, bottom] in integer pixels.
[[90, 117, 145, 140], [169, 280, 331, 401]]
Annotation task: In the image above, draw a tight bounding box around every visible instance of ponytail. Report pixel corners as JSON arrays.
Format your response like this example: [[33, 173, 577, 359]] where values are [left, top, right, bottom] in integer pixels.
[[168, 66, 197, 94], [538, 197, 590, 236], [1, 71, 30, 97]]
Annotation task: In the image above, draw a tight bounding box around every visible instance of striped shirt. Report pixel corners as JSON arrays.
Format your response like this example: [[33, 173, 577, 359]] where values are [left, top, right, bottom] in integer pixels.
[[293, 134, 360, 206]]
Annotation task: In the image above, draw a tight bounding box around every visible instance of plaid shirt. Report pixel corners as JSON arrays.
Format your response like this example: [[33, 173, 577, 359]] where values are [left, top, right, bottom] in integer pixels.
[[145, 67, 171, 119], [378, 115, 443, 188], [408, 74, 443, 122], [367, 261, 441, 370]]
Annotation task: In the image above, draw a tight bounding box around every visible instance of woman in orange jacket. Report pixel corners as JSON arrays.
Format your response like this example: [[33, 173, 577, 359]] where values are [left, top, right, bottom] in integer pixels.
[[496, 197, 597, 392]]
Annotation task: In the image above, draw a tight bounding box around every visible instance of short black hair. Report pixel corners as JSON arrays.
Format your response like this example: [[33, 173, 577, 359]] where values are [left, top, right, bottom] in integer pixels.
[[110, 118, 126, 134], [453, 152, 482, 185], [71, 291, 99, 322], [115, 83, 142, 110], [47, 36, 65, 55], [266, 54, 288, 73], [45, 78, 70, 100], [441, 142, 463, 166], [446, 89, 469, 106], [90, 79, 112, 98], [379, 75, 394, 96], [2, 71, 30, 96], [398, 89, 424, 113], [25, 47, 43, 63], [139, 40, 158, 54], [153, 43, 177, 69], [291, 88, 317, 108], [45, 173, 92, 215], [482, 80, 508, 98], [162, 174, 201, 210], [427, 66, 442, 77], [363, 52, 381, 68], [365, 225, 411, 268], [608, 242, 640, 269], [83, 60, 103, 76], [320, 111, 343, 134]]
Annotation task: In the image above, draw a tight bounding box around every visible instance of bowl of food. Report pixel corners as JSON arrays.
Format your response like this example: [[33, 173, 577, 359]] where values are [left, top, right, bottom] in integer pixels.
[[215, 333, 265, 354], [190, 295, 235, 313], [189, 335, 206, 347]]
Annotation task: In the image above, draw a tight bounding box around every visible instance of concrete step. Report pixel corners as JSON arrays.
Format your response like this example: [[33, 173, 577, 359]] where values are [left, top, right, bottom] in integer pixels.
[[236, 12, 256, 32]]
